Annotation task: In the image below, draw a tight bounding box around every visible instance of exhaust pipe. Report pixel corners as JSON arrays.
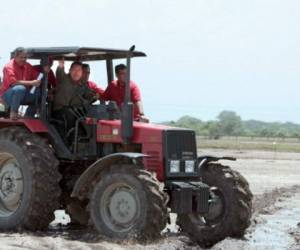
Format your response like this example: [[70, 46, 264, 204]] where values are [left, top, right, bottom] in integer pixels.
[[121, 45, 135, 144]]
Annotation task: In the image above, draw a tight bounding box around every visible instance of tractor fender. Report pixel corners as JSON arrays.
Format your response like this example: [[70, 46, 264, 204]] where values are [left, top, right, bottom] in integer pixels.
[[71, 152, 147, 199], [0, 119, 49, 133], [198, 155, 236, 169]]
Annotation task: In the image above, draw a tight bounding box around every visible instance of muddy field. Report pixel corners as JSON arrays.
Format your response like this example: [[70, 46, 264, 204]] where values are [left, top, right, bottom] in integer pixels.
[[1, 149, 300, 250]]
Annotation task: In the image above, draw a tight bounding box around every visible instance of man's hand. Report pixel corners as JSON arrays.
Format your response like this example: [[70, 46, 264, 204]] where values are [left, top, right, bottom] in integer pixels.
[[58, 58, 65, 68], [138, 115, 150, 123], [30, 80, 41, 87]]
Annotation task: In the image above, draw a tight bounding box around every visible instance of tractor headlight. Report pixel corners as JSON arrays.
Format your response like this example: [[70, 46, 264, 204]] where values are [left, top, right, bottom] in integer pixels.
[[185, 160, 195, 173], [169, 160, 180, 173]]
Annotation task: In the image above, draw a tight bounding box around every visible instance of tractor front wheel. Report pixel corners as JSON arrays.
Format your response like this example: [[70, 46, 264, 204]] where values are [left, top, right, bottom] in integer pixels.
[[177, 163, 252, 247], [89, 164, 168, 240]]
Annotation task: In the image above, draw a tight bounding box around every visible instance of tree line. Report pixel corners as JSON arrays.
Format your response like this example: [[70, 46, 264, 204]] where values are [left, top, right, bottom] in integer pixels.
[[164, 111, 300, 139]]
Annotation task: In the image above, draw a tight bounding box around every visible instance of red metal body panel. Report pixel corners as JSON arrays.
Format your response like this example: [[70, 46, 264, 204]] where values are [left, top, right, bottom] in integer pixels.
[[97, 120, 174, 181], [0, 117, 176, 181], [97, 120, 170, 143], [0, 118, 48, 133]]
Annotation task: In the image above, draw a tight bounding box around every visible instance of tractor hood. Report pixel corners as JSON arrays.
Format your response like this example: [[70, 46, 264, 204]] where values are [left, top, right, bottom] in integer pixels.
[[96, 119, 192, 144]]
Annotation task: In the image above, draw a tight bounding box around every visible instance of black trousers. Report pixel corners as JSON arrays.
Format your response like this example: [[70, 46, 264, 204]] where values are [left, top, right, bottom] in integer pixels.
[[52, 107, 87, 145]]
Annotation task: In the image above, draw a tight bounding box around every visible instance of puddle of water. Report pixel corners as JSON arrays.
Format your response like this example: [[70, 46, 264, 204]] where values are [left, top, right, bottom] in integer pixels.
[[248, 200, 300, 250]]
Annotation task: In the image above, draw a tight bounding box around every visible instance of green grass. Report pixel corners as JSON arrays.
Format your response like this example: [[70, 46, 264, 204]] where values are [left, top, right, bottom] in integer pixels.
[[197, 136, 300, 153]]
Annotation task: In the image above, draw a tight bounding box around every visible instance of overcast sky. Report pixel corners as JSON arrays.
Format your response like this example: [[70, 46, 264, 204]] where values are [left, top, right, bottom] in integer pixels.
[[0, 0, 299, 123]]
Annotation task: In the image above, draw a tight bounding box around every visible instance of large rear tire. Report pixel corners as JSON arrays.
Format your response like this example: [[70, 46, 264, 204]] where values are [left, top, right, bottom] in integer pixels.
[[0, 127, 61, 230], [89, 164, 168, 240], [177, 163, 252, 247]]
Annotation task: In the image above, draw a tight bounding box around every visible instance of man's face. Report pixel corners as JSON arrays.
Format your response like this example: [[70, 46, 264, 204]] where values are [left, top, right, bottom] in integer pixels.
[[70, 65, 83, 82], [15, 52, 27, 66], [82, 67, 90, 82], [43, 65, 51, 73], [117, 69, 127, 83]]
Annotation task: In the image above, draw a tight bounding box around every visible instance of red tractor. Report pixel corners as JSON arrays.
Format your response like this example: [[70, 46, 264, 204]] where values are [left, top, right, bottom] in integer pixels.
[[0, 46, 252, 247]]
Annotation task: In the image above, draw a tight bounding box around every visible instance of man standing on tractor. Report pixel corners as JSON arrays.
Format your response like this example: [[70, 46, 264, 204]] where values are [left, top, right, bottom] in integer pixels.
[[101, 64, 149, 122], [0, 47, 41, 119], [82, 63, 104, 100]]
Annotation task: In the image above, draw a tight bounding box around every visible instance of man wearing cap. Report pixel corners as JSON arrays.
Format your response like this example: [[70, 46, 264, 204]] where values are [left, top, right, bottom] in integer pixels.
[[0, 47, 41, 119]]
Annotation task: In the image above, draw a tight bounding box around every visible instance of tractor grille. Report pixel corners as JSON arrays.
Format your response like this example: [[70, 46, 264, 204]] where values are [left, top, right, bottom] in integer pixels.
[[164, 130, 197, 160], [164, 130, 198, 178]]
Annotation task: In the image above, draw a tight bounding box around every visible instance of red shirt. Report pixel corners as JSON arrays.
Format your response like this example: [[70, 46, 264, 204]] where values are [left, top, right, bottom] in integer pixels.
[[0, 59, 34, 96], [87, 80, 104, 95], [102, 80, 142, 118], [32, 65, 56, 88]]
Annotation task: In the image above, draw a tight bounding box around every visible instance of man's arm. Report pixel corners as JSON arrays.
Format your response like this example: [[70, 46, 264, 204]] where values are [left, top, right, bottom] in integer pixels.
[[135, 101, 145, 116], [135, 101, 149, 122], [100, 83, 112, 101], [131, 82, 149, 122], [88, 81, 104, 99], [3, 67, 40, 87]]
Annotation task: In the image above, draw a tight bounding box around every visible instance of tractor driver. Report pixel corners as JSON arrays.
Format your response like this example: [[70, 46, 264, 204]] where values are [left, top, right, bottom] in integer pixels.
[[52, 59, 96, 136], [101, 64, 149, 123]]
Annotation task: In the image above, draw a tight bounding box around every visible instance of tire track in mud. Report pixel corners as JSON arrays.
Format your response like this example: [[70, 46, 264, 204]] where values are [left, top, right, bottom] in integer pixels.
[[250, 185, 300, 227], [209, 185, 300, 250], [234, 185, 300, 241], [244, 185, 300, 250]]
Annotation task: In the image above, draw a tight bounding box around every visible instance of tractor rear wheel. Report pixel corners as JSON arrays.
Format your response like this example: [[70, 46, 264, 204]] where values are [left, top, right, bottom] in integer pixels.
[[177, 163, 252, 247], [89, 164, 168, 240], [0, 127, 61, 230]]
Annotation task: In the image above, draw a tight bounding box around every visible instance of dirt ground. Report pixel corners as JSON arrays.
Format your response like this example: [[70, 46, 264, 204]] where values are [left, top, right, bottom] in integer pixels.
[[1, 149, 300, 250]]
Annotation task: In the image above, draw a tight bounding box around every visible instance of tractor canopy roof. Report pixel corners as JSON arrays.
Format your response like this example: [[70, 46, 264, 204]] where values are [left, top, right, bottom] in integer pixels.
[[13, 46, 146, 61]]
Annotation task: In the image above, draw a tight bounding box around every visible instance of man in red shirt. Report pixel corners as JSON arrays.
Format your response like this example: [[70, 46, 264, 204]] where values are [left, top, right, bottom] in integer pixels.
[[1, 47, 41, 119], [82, 64, 104, 100], [101, 64, 148, 122], [32, 58, 56, 89]]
